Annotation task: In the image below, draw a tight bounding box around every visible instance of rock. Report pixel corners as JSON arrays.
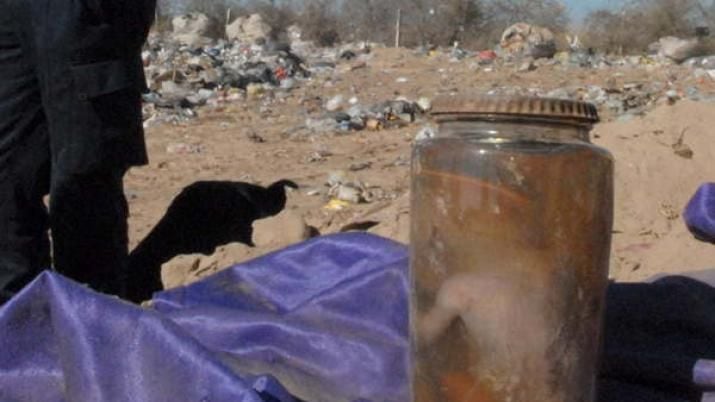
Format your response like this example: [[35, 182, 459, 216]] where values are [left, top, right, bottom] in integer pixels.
[[340, 50, 357, 60], [416, 97, 432, 113], [253, 210, 311, 248], [226, 14, 271, 44], [518, 59, 537, 72], [287, 25, 303, 42], [700, 56, 715, 69], [545, 88, 572, 100], [694, 68, 709, 79], [349, 161, 372, 171], [166, 142, 204, 154], [245, 130, 266, 143], [172, 13, 213, 47], [185, 93, 206, 107], [159, 81, 192, 103], [280, 78, 296, 90], [197, 88, 217, 100], [365, 118, 383, 131], [346, 105, 365, 119], [653, 36, 708, 63], [500, 23, 556, 59], [246, 83, 265, 99], [199, 69, 221, 86], [305, 188, 322, 196], [306, 118, 339, 133], [665, 90, 680, 105], [325, 95, 344, 112], [585, 86, 607, 104], [327, 170, 348, 187]]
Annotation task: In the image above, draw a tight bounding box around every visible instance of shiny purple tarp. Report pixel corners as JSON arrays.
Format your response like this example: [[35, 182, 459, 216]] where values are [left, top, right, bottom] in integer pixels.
[[685, 183, 715, 243], [0, 232, 714, 402]]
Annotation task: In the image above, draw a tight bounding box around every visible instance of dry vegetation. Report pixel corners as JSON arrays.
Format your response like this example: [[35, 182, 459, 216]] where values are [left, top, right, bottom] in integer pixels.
[[158, 0, 715, 53], [581, 0, 715, 54], [157, 0, 568, 48]]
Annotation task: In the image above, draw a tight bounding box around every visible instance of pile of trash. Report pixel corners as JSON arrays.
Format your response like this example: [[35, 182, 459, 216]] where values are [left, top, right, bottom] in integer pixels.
[[300, 97, 432, 136], [141, 24, 310, 126], [141, 16, 715, 127], [141, 12, 378, 127]]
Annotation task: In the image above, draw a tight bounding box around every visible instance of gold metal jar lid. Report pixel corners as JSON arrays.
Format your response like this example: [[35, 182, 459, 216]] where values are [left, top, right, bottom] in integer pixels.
[[431, 95, 599, 124]]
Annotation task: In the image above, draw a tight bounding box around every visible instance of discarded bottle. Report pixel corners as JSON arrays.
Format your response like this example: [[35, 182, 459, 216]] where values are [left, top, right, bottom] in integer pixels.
[[410, 96, 614, 402]]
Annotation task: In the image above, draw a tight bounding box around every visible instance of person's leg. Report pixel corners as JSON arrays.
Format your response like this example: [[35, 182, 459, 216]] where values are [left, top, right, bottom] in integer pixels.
[[0, 0, 51, 304], [31, 0, 146, 299], [50, 168, 129, 296]]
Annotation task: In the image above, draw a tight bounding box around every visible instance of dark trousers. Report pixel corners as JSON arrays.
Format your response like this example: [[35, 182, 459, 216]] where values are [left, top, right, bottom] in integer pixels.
[[0, 0, 143, 303], [0, 169, 130, 303]]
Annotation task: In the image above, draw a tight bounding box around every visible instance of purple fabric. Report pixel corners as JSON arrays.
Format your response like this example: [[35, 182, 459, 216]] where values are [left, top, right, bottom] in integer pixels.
[[1, 232, 714, 402], [0, 272, 267, 402], [695, 360, 715, 388], [684, 183, 715, 243], [152, 233, 410, 402], [0, 233, 409, 402]]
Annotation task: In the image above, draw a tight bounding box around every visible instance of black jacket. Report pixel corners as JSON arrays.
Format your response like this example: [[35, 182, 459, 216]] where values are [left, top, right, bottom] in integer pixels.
[[4, 0, 156, 174]]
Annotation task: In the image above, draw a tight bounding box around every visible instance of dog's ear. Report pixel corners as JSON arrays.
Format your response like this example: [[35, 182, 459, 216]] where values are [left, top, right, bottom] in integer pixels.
[[270, 180, 299, 190]]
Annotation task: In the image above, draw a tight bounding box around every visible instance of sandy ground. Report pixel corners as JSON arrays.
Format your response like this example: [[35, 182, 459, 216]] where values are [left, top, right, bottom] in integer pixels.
[[125, 48, 715, 289]]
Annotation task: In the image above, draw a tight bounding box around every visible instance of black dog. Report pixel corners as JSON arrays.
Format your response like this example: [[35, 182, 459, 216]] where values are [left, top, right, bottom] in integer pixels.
[[125, 179, 298, 302]]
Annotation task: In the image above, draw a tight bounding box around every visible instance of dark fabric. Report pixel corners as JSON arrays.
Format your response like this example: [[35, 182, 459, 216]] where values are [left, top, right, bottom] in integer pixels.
[[50, 169, 130, 296], [0, 167, 129, 302], [0, 0, 154, 301], [600, 276, 715, 402]]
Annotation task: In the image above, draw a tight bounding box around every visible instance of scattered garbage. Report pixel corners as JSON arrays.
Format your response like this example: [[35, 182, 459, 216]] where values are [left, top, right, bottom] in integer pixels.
[[517, 59, 537, 72], [323, 171, 388, 205], [324, 199, 351, 211], [500, 23, 557, 59], [333, 184, 363, 204], [141, 15, 715, 129], [131, 19, 715, 295], [477, 50, 498, 64], [652, 36, 709, 64], [325, 95, 344, 112], [166, 142, 204, 154]]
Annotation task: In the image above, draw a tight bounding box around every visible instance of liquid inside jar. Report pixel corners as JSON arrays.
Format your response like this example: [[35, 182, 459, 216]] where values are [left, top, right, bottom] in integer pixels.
[[410, 128, 613, 402]]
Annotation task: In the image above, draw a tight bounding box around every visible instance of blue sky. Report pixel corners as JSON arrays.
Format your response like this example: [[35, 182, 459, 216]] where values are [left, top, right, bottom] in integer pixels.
[[564, 0, 612, 20]]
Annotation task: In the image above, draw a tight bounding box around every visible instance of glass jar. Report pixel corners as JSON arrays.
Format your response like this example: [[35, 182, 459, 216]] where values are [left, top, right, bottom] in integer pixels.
[[410, 96, 614, 402]]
